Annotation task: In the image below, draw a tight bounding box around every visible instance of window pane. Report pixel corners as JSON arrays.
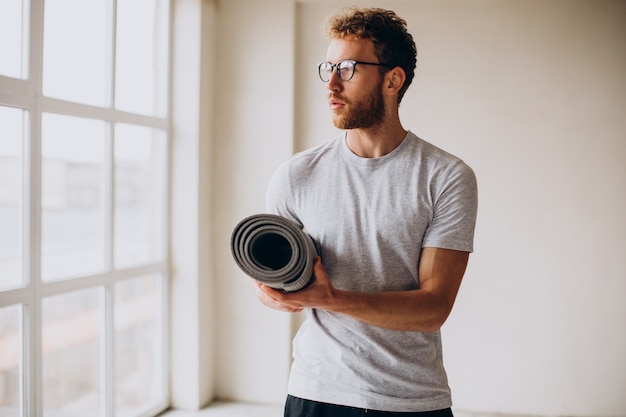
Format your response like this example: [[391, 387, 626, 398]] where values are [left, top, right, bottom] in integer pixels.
[[114, 275, 162, 416], [42, 288, 102, 417], [0, 0, 27, 78], [0, 107, 25, 291], [114, 125, 165, 269], [41, 113, 106, 281], [42, 0, 109, 106], [0, 305, 22, 417], [115, 0, 169, 116]]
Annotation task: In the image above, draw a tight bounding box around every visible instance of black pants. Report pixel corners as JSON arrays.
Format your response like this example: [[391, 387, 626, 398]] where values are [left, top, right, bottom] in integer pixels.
[[284, 395, 454, 417]]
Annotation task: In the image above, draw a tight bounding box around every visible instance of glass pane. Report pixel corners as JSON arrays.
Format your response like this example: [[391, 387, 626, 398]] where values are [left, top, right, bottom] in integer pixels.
[[114, 275, 162, 416], [42, 0, 109, 106], [41, 113, 106, 281], [42, 288, 102, 417], [114, 125, 165, 269], [0, 107, 24, 291], [0, 0, 27, 78], [115, 0, 169, 116], [0, 305, 22, 417]]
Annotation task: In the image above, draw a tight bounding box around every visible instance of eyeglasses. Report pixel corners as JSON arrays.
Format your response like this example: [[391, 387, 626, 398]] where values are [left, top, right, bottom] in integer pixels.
[[318, 59, 394, 82]]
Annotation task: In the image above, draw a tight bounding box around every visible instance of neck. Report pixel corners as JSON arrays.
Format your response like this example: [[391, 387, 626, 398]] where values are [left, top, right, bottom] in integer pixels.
[[345, 121, 407, 158]]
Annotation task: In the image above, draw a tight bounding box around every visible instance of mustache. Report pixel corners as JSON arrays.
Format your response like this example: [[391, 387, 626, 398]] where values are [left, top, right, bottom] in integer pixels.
[[328, 93, 348, 104]]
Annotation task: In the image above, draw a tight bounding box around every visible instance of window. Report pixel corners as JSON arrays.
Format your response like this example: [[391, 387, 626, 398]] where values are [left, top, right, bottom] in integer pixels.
[[0, 0, 170, 416]]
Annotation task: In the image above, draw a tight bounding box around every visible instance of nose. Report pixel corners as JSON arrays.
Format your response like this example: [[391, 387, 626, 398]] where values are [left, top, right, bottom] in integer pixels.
[[326, 68, 343, 91]]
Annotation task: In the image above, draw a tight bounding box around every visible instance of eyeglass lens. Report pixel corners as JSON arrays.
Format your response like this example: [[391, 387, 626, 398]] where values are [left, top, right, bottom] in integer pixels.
[[319, 61, 355, 82]]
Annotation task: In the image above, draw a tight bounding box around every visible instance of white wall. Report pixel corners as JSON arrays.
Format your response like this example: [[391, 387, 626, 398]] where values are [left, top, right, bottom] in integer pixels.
[[169, 0, 217, 409], [211, 1, 626, 416], [212, 0, 296, 405]]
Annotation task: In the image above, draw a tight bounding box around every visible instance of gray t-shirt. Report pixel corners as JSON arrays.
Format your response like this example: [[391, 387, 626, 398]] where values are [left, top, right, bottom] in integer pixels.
[[265, 131, 478, 412]]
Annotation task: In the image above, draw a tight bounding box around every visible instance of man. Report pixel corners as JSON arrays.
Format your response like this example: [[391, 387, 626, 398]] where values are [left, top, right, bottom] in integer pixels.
[[255, 7, 478, 417]]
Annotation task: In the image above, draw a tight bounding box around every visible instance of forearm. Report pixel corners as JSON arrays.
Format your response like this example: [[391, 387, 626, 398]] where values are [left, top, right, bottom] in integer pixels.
[[325, 288, 451, 332], [256, 249, 467, 332]]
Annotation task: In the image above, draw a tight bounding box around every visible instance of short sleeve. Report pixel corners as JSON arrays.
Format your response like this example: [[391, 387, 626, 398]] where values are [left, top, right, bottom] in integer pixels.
[[265, 159, 299, 223], [422, 161, 478, 252]]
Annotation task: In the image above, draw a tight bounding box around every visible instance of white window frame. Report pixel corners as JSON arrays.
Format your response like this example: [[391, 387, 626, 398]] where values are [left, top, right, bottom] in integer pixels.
[[0, 0, 171, 415]]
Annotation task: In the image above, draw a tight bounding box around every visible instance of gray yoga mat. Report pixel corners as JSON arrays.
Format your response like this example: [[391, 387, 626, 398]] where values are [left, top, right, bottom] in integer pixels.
[[230, 214, 318, 292]]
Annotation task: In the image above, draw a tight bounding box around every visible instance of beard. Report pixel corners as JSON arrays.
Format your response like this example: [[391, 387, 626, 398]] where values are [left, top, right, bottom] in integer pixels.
[[330, 81, 386, 130]]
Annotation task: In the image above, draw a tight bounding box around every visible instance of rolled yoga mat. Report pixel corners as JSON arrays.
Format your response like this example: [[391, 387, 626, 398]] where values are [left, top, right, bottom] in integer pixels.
[[230, 214, 318, 292]]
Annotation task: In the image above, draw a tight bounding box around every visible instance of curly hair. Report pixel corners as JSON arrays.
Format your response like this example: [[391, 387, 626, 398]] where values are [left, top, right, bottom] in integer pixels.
[[324, 7, 417, 104]]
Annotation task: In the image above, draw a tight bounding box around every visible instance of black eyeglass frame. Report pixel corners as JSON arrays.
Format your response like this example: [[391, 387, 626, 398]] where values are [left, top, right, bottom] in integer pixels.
[[317, 59, 394, 82]]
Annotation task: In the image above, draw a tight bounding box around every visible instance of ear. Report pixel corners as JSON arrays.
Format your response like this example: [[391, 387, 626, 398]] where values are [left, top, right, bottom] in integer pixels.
[[383, 66, 406, 97]]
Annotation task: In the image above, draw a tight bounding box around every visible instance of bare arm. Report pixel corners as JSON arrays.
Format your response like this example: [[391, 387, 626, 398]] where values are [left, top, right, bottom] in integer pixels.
[[255, 247, 469, 332]]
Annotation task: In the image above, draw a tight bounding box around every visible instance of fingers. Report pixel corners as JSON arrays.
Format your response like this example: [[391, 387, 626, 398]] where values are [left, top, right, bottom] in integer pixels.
[[255, 282, 303, 313], [251, 256, 330, 313]]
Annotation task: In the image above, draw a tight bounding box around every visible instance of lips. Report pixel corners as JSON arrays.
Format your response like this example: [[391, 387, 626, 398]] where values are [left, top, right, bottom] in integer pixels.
[[328, 94, 346, 110]]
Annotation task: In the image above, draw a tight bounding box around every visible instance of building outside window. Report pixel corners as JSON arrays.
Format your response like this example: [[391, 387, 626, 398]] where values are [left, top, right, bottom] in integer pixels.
[[0, 0, 170, 416]]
